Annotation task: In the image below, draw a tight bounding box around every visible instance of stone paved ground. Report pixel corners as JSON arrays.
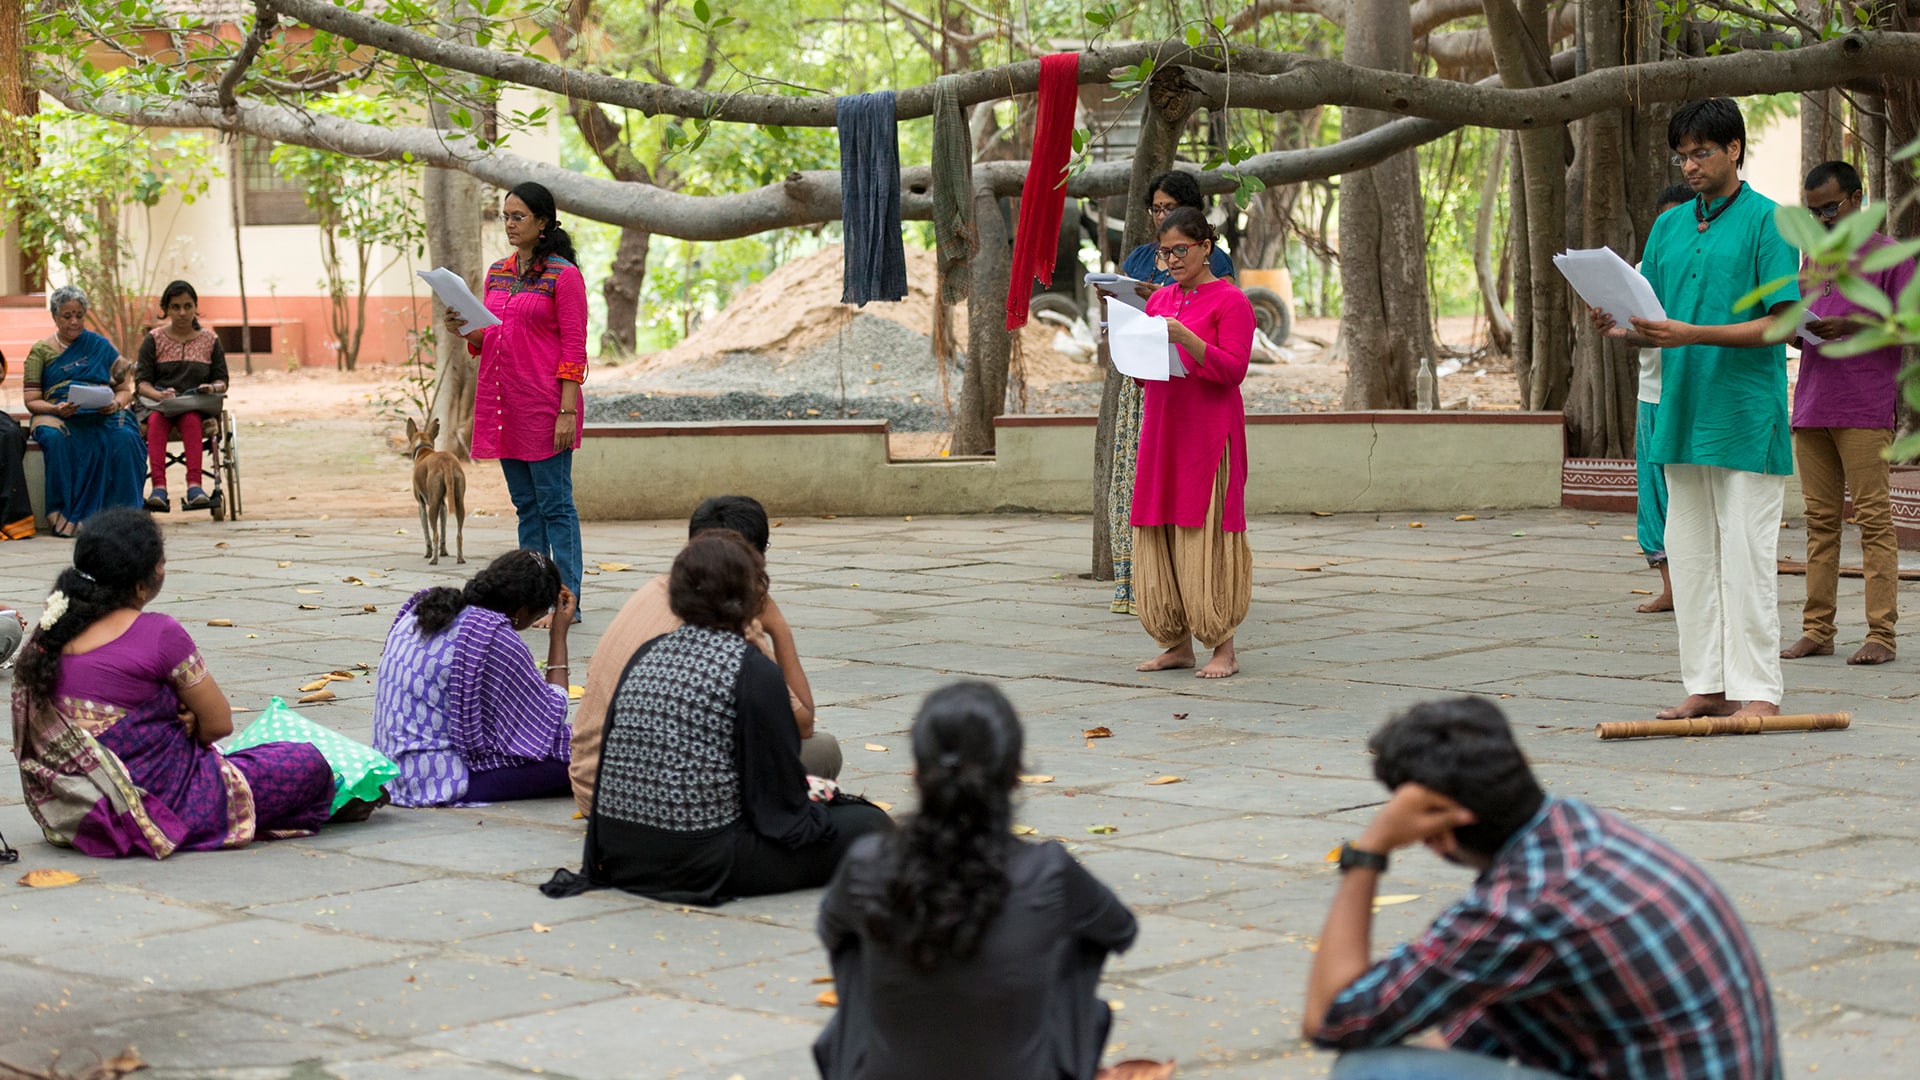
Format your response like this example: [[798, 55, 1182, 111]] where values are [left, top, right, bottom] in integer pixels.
[[2, 509, 1915, 1079]]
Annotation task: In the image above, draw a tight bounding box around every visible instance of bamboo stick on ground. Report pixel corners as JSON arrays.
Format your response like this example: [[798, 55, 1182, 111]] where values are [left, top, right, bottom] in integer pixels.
[[1595, 713, 1850, 740]]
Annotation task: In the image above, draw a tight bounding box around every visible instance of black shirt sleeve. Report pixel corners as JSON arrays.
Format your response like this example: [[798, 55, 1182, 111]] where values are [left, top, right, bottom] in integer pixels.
[[135, 334, 158, 390], [731, 651, 833, 848], [207, 336, 228, 388], [1053, 842, 1138, 953]]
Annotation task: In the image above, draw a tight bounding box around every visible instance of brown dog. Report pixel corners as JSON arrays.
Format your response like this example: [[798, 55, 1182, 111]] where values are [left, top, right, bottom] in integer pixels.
[[407, 418, 466, 566]]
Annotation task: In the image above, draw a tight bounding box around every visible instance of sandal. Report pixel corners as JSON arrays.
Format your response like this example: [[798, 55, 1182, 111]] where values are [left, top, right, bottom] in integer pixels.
[[145, 489, 170, 512], [183, 486, 212, 511]]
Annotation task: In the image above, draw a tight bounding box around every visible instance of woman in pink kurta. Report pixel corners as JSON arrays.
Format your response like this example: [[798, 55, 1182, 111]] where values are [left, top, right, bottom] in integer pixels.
[[448, 182, 589, 613], [1131, 208, 1255, 679]]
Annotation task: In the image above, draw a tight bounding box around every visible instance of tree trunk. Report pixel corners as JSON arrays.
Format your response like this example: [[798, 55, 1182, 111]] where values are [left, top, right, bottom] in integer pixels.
[[1339, 0, 1436, 409], [424, 165, 484, 457], [954, 185, 1010, 455], [1565, 0, 1639, 458], [1484, 0, 1573, 412], [601, 226, 649, 357], [1474, 130, 1515, 358], [1509, 137, 1534, 405], [1091, 103, 1179, 580]]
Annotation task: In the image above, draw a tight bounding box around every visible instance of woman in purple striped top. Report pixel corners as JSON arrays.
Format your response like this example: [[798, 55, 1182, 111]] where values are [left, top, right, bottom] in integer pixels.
[[372, 550, 576, 806]]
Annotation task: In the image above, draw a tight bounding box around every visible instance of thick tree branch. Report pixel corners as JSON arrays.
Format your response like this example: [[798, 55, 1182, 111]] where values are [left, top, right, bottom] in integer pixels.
[[214, 11, 279, 111]]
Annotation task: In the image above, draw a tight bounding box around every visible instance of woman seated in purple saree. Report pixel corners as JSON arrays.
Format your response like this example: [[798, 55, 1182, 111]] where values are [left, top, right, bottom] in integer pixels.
[[372, 549, 575, 806], [11, 508, 348, 858]]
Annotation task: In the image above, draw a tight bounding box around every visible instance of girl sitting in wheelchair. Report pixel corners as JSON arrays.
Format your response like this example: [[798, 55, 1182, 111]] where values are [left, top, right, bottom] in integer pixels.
[[136, 280, 227, 513]]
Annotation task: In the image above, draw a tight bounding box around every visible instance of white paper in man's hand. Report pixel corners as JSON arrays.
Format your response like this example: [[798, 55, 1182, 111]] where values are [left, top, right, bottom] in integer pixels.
[[1796, 308, 1828, 346], [1108, 301, 1187, 380], [1552, 247, 1666, 328], [418, 267, 502, 331]]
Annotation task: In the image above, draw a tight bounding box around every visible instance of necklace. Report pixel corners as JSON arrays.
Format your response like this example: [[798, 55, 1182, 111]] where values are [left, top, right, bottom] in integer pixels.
[[1695, 183, 1744, 233]]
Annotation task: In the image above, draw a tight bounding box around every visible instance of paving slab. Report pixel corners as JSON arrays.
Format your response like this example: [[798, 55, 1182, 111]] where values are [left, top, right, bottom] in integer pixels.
[[1, 507, 1914, 1077]]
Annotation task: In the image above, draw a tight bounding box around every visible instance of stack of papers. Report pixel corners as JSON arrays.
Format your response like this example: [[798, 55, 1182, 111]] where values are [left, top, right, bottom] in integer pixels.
[[1551, 247, 1665, 327], [418, 267, 503, 331], [1086, 272, 1154, 311], [64, 384, 116, 410], [1106, 301, 1187, 381]]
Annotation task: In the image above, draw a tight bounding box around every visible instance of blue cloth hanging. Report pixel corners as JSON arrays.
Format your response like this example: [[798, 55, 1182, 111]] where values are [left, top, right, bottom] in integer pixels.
[[837, 91, 909, 306]]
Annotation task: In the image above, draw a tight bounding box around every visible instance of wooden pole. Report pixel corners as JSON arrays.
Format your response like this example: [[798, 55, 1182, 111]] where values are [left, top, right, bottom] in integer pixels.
[[1595, 713, 1851, 741]]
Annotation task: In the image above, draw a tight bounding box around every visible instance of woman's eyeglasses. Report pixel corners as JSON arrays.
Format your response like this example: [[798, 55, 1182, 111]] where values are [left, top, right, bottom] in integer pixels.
[[1148, 205, 1178, 218], [1154, 243, 1205, 264], [501, 212, 533, 224]]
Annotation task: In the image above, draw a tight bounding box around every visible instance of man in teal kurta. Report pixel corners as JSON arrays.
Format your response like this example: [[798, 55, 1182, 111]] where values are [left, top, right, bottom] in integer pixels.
[[1595, 98, 1800, 722]]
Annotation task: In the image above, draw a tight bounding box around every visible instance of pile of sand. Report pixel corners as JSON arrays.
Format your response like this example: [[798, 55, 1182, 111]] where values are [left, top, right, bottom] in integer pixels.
[[624, 244, 1092, 390]]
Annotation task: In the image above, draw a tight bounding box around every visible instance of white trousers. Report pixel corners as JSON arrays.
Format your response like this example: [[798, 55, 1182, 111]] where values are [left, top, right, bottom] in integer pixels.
[[1663, 463, 1786, 703]]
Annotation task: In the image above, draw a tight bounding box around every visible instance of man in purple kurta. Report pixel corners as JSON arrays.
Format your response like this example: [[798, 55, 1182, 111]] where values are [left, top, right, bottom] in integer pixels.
[[1780, 161, 1917, 667]]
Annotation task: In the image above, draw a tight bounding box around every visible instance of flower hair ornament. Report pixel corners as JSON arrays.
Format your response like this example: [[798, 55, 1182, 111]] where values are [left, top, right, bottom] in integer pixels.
[[39, 590, 69, 631]]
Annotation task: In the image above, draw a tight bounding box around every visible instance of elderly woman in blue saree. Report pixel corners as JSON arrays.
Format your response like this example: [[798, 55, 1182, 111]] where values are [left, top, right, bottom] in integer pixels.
[[23, 286, 145, 537]]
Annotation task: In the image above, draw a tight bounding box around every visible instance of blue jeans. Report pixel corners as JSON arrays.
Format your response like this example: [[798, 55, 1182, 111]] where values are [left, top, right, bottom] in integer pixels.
[[1330, 1047, 1570, 1080], [499, 452, 583, 607]]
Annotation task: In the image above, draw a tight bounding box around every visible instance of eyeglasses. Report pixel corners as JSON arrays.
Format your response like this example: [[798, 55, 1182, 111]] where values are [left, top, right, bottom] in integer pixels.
[[1808, 200, 1848, 221], [1669, 146, 1723, 167], [1148, 204, 1178, 218], [501, 212, 533, 224], [1154, 243, 1205, 264]]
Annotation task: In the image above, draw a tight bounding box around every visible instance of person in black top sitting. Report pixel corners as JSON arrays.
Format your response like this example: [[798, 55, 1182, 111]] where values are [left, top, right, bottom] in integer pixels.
[[135, 280, 227, 512], [813, 681, 1140, 1080], [544, 529, 891, 905]]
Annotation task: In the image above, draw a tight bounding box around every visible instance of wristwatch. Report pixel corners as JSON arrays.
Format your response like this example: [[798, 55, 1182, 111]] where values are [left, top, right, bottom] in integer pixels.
[[1337, 842, 1389, 874]]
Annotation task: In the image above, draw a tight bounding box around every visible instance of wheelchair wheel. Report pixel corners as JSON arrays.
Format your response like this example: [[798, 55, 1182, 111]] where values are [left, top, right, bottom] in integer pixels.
[[222, 412, 244, 520], [209, 488, 226, 521]]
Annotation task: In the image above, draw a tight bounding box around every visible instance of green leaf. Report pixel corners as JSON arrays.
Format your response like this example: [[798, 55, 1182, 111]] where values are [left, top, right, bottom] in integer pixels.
[[1892, 133, 1920, 162], [1734, 274, 1797, 313], [1835, 273, 1893, 318], [1184, 25, 1204, 46], [1860, 236, 1920, 273], [450, 106, 472, 129], [1819, 326, 1900, 358], [693, 0, 710, 22], [710, 15, 735, 27], [1773, 204, 1825, 254], [1212, 14, 1227, 29], [764, 123, 789, 142], [1764, 302, 1805, 344], [1085, 10, 1108, 26]]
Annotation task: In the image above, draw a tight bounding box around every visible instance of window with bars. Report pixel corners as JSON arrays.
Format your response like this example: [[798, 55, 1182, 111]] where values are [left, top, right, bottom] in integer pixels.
[[238, 135, 320, 226]]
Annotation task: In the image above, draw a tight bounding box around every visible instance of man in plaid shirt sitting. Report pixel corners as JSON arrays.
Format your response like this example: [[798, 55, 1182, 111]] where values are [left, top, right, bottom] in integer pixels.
[[1302, 697, 1780, 1079]]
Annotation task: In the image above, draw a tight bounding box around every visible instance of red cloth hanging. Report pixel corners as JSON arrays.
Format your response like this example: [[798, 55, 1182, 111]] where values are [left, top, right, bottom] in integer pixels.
[[1004, 52, 1081, 331]]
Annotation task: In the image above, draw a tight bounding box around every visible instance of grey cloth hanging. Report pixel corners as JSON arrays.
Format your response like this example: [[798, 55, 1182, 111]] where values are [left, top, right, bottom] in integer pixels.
[[837, 91, 909, 306], [930, 75, 976, 304]]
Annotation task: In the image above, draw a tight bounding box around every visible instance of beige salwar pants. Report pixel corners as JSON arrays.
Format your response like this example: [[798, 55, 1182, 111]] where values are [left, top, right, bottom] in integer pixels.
[[1665, 463, 1786, 703], [1794, 426, 1898, 649], [1134, 455, 1251, 649]]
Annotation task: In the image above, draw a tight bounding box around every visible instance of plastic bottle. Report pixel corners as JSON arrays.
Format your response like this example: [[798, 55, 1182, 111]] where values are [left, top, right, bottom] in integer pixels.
[[1416, 356, 1436, 413]]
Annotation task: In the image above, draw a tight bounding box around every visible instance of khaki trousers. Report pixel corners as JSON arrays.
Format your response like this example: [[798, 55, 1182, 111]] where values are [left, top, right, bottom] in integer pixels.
[[1794, 426, 1898, 648], [1134, 456, 1251, 649]]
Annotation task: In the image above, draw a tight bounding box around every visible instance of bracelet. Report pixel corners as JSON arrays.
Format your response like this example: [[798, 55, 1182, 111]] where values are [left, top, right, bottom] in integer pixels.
[[557, 409, 576, 416], [546, 664, 568, 671]]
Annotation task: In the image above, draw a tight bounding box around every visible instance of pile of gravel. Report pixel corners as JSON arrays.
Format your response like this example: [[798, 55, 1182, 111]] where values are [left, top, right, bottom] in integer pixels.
[[584, 390, 956, 431]]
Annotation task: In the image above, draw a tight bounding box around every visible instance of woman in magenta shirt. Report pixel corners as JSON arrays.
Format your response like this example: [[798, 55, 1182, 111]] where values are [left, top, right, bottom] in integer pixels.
[[1130, 207, 1255, 679], [447, 182, 588, 615]]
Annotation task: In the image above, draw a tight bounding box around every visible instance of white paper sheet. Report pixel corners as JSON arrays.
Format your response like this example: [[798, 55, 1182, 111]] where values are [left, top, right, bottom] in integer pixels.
[[1552, 247, 1666, 328], [64, 383, 115, 410], [1107, 301, 1186, 380], [1796, 308, 1828, 346], [418, 267, 503, 331], [1086, 272, 1155, 311]]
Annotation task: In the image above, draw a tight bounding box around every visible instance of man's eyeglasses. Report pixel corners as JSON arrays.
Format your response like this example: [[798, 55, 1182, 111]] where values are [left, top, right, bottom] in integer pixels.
[[1669, 146, 1723, 167], [1154, 243, 1205, 264], [1808, 200, 1849, 221], [501, 212, 533, 224]]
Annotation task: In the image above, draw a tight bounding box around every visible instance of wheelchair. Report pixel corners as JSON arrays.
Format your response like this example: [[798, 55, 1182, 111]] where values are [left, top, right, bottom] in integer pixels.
[[137, 394, 244, 521]]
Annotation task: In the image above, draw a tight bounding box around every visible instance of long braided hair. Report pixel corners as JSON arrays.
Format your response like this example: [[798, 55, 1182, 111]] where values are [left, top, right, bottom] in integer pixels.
[[412, 548, 562, 635], [16, 507, 166, 716]]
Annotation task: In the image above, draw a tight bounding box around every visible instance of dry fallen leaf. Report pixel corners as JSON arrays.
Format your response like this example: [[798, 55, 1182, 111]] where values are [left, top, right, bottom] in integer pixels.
[[814, 989, 839, 1007], [298, 604, 319, 611], [361, 604, 378, 613], [1454, 514, 1477, 522], [597, 562, 631, 572], [298, 688, 337, 705], [1082, 726, 1114, 739], [343, 575, 365, 585], [870, 800, 893, 811], [1373, 894, 1423, 910], [206, 619, 233, 627], [1294, 564, 1323, 571], [863, 743, 889, 752], [531, 923, 552, 933], [1631, 589, 1654, 596], [299, 679, 332, 693], [1097, 1059, 1176, 1080], [296, 588, 323, 594], [1325, 846, 1343, 863], [215, 542, 230, 549], [276, 560, 292, 568], [1172, 712, 1188, 720], [567, 685, 585, 701], [18, 868, 82, 888], [1018, 774, 1055, 784], [1011, 825, 1039, 836], [810, 975, 835, 984], [1087, 824, 1119, 834], [1145, 775, 1184, 786], [572, 811, 584, 820], [328, 671, 357, 680], [1310, 510, 1333, 517], [1408, 521, 1425, 529]]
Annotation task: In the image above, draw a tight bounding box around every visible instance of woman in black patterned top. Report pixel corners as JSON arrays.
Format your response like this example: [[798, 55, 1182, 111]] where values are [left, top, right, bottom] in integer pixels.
[[544, 530, 891, 905], [135, 280, 227, 512]]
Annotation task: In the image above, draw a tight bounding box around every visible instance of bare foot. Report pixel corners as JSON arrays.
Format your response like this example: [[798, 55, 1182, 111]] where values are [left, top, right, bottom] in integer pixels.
[[1729, 700, 1781, 720], [1634, 593, 1674, 613], [1779, 636, 1834, 660], [1848, 641, 1895, 665], [1655, 693, 1739, 720], [1196, 639, 1238, 679], [1137, 643, 1195, 672]]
